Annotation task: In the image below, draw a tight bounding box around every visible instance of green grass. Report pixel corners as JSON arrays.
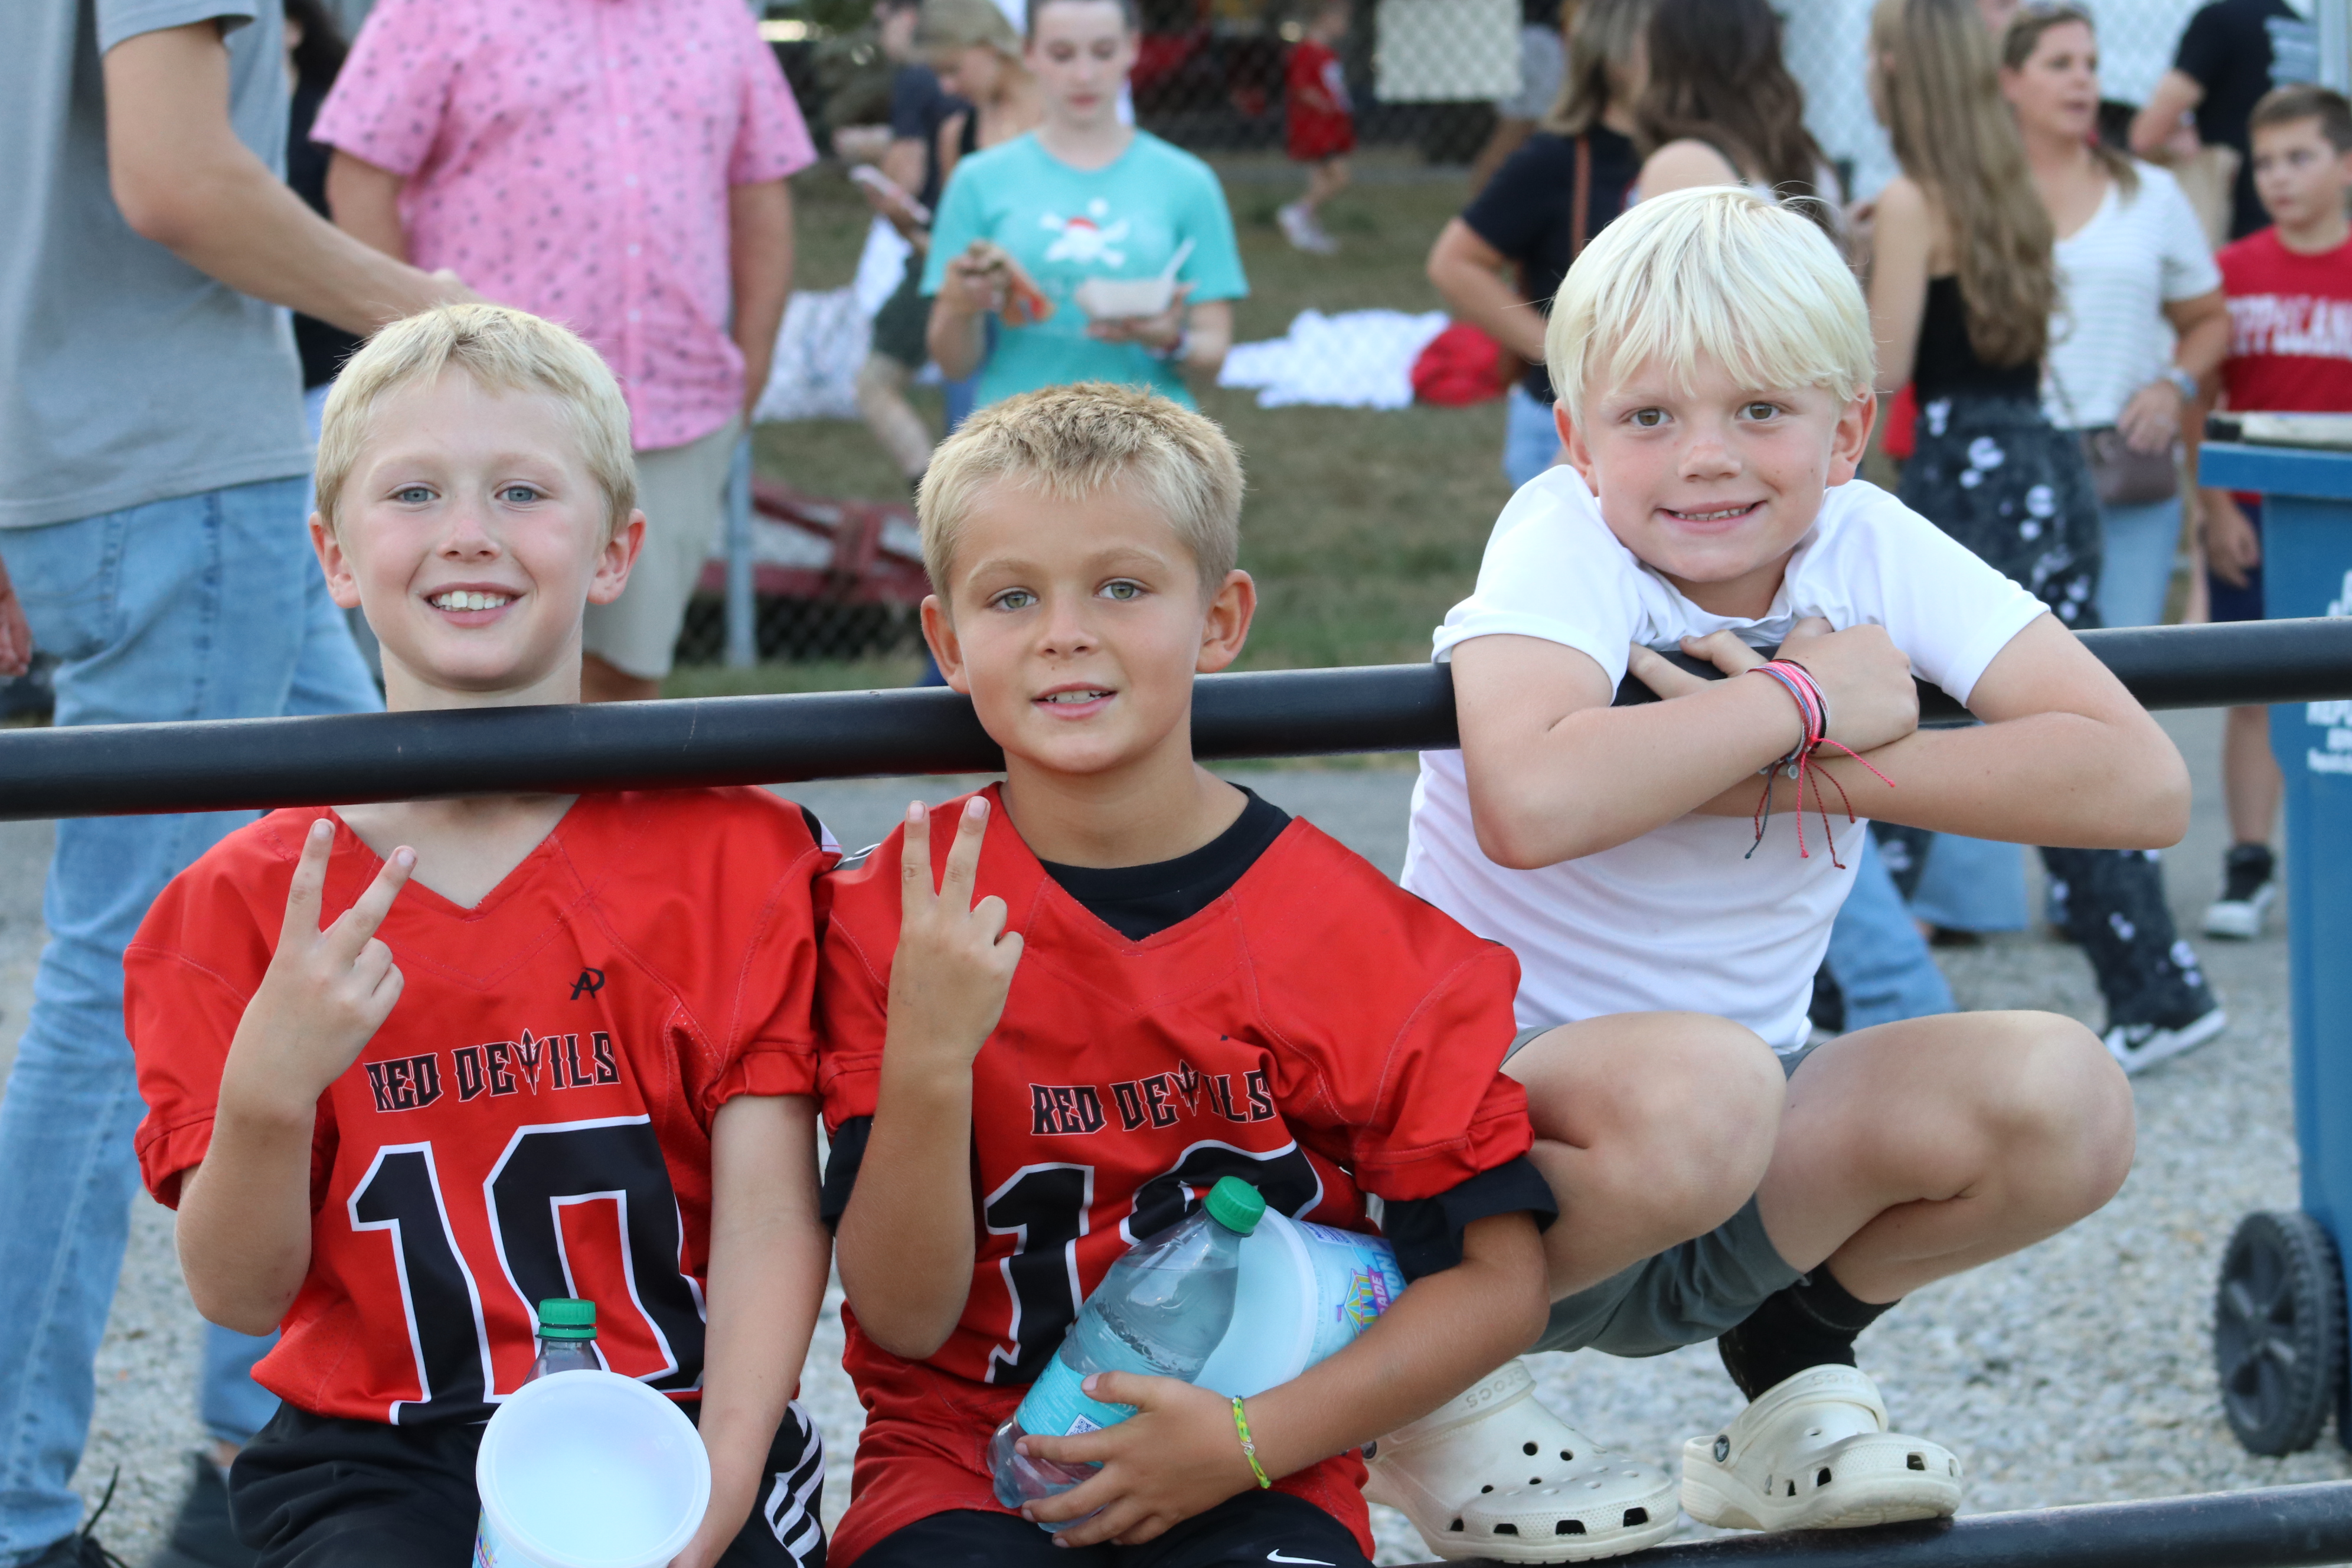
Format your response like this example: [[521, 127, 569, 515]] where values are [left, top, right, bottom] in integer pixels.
[[692, 158, 1508, 695]]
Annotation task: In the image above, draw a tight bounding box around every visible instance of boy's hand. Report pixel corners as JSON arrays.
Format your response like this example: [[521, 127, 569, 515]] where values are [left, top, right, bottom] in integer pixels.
[[1626, 618, 1916, 755], [222, 819, 411, 1119], [886, 797, 1024, 1073], [1017, 1373, 1259, 1546], [2203, 491, 2261, 588]]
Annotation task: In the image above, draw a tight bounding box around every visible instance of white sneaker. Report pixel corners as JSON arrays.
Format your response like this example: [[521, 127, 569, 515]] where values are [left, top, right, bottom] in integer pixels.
[[1680, 1364, 1960, 1533], [1364, 1360, 1678, 1562], [2102, 1005, 2227, 1075], [1277, 201, 1318, 251]]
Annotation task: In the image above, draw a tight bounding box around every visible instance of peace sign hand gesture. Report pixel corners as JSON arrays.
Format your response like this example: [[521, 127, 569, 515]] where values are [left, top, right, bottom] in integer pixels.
[[884, 796, 1024, 1077], [222, 818, 414, 1119]]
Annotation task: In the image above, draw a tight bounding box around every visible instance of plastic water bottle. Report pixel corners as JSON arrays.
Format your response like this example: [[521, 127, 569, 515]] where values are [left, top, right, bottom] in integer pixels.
[[528, 1298, 600, 1380], [989, 1176, 1267, 1523]]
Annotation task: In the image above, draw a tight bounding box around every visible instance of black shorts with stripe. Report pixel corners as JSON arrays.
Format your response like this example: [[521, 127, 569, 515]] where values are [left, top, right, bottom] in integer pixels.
[[228, 1397, 825, 1568]]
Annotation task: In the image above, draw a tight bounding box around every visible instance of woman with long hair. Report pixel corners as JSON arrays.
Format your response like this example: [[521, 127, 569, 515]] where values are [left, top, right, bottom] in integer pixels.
[[1426, 0, 1652, 488], [1631, 0, 1837, 225], [922, 0, 1246, 408], [1866, 0, 2224, 1071], [919, 0, 1045, 185]]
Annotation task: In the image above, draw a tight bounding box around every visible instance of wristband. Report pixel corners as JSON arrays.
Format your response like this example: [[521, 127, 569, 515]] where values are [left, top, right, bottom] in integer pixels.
[[2162, 365, 2199, 403], [1743, 659, 1892, 868], [1230, 1397, 1272, 1488], [1152, 326, 1191, 363]]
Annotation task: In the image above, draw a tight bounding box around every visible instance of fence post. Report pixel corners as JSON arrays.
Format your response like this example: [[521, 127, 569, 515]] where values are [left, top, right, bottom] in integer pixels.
[[724, 432, 756, 669]]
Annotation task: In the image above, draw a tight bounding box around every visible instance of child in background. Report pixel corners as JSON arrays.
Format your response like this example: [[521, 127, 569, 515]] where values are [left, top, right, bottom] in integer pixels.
[[2197, 83, 2352, 938], [124, 307, 837, 1568], [815, 383, 1556, 1568], [1391, 189, 2150, 1550], [1279, 0, 1354, 254]]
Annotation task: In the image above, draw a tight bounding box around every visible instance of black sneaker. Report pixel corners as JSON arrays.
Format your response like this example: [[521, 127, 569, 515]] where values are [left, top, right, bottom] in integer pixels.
[[23, 1474, 130, 1568], [2104, 1004, 2228, 1076], [149, 1453, 257, 1568], [2203, 844, 2278, 940]]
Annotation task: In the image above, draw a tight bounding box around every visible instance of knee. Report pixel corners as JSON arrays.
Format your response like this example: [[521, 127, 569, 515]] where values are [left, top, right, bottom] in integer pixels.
[[1982, 1014, 2136, 1211], [1603, 1015, 1783, 1222]]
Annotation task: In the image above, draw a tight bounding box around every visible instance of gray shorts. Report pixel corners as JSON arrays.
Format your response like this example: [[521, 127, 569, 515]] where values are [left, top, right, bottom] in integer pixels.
[[1505, 1025, 1813, 1357]]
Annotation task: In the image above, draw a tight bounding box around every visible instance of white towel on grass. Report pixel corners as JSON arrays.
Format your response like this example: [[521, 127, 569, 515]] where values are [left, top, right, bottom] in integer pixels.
[[1217, 309, 1451, 410]]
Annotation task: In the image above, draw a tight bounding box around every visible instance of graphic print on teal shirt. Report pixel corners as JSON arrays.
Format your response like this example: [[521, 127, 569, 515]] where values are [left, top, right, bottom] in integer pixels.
[[922, 130, 1248, 409]]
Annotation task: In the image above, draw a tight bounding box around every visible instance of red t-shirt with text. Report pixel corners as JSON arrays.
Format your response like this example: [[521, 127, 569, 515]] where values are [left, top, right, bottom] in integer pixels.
[[127, 790, 832, 1426], [2218, 227, 2352, 413], [815, 787, 1533, 1566]]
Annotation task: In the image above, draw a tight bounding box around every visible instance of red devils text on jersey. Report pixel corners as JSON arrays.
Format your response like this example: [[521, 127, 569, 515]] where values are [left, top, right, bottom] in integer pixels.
[[127, 790, 833, 1426], [815, 787, 1534, 1565]]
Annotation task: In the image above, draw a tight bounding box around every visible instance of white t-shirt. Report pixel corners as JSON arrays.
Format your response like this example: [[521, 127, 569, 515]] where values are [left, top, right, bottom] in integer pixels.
[[1399, 466, 2047, 1051], [2043, 163, 2224, 430]]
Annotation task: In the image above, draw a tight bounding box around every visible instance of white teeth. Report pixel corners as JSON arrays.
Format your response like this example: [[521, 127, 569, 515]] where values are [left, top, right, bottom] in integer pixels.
[[1041, 690, 1110, 704], [432, 590, 512, 611]]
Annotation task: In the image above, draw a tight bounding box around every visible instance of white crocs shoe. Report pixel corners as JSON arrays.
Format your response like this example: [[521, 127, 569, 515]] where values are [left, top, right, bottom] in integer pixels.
[[1680, 1364, 1961, 1533], [1364, 1360, 1678, 1562]]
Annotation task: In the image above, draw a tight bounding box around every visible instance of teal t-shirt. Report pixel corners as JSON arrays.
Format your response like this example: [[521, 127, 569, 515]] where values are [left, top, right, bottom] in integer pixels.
[[922, 131, 1248, 409]]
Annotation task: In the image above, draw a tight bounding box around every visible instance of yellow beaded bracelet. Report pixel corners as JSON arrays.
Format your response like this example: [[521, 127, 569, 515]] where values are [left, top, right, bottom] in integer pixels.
[[1230, 1396, 1272, 1489]]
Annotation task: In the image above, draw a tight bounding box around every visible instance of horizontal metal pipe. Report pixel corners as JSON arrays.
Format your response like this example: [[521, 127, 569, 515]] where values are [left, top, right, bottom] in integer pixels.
[[1599, 1479, 2352, 1567], [0, 620, 2348, 821]]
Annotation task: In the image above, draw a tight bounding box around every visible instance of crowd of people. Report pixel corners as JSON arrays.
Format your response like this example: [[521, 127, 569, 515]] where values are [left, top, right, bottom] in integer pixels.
[[1, 3, 2347, 1568]]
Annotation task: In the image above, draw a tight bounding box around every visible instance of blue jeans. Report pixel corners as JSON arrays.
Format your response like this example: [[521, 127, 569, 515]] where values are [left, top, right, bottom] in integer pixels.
[[0, 477, 378, 1562], [1909, 832, 2028, 933], [1823, 834, 1954, 1030], [2095, 493, 2183, 631], [1501, 384, 1559, 490]]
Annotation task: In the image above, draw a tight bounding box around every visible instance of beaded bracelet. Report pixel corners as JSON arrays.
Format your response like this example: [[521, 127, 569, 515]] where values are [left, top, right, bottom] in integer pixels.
[[1744, 658, 1893, 869], [1230, 1396, 1272, 1489]]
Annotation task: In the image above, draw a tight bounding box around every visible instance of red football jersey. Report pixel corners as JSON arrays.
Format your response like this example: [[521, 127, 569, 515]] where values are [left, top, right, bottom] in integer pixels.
[[2218, 228, 2352, 414], [816, 787, 1533, 1565], [128, 790, 833, 1426], [1285, 40, 1355, 162]]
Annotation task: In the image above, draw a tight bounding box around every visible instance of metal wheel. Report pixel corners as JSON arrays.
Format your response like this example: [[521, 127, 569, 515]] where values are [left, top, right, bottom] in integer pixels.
[[2215, 1210, 2346, 1455]]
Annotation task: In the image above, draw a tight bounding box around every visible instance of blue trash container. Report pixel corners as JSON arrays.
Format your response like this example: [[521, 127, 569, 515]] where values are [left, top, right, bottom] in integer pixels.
[[2200, 440, 2352, 1457]]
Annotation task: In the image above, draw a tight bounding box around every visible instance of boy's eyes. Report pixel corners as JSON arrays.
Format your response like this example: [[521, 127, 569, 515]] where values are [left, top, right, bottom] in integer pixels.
[[989, 587, 1038, 612], [393, 485, 434, 504], [1742, 401, 1781, 421], [1631, 408, 1667, 428], [1100, 579, 1145, 601], [499, 485, 543, 504]]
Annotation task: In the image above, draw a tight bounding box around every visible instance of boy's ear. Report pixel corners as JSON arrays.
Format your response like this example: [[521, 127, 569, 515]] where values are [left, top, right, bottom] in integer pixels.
[[1195, 569, 1256, 675], [310, 512, 364, 611], [1828, 391, 1878, 486], [921, 594, 974, 695], [587, 512, 646, 606], [1556, 401, 1598, 491]]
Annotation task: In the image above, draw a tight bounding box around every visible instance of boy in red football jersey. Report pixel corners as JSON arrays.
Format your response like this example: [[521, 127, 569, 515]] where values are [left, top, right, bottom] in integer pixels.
[[1278, 0, 1354, 254], [125, 306, 837, 1568], [814, 383, 1554, 1568], [2196, 84, 2352, 939]]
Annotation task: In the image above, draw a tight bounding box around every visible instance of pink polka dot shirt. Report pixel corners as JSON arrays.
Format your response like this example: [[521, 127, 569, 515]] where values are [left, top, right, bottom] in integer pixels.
[[314, 0, 815, 450]]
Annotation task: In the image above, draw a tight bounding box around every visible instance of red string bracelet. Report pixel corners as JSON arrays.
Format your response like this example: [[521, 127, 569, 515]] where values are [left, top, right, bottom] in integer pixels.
[[1745, 659, 1893, 869]]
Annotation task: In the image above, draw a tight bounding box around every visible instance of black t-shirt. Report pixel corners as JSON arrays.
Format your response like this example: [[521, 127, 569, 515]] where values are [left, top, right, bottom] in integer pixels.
[[2175, 0, 2319, 239], [888, 63, 966, 213], [817, 785, 1559, 1276], [1460, 127, 1639, 401], [288, 78, 363, 390]]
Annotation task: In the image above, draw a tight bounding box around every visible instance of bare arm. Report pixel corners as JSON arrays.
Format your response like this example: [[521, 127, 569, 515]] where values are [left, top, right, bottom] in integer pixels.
[[0, 557, 30, 678], [2130, 70, 2206, 161], [1656, 614, 2192, 848], [1635, 138, 1743, 200], [1426, 218, 1548, 365], [1864, 178, 1935, 394], [325, 151, 411, 262], [834, 799, 1022, 1358], [1451, 619, 1921, 870], [674, 1094, 831, 1568], [1022, 1212, 1549, 1546], [731, 179, 794, 419], [178, 824, 413, 1334], [1177, 299, 1233, 381], [2116, 288, 2229, 453], [881, 137, 929, 200], [104, 22, 464, 336]]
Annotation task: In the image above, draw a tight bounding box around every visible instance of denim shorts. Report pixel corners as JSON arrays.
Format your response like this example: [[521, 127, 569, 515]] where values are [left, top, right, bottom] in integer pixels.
[[1505, 1026, 1808, 1357]]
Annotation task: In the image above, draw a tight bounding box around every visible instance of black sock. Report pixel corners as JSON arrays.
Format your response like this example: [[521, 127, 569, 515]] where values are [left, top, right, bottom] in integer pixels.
[[1717, 1268, 1896, 1401]]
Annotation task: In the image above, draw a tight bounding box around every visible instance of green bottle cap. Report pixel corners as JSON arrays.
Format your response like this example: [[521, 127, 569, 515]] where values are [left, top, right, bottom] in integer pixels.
[[537, 1298, 597, 1340], [1204, 1176, 1266, 1236]]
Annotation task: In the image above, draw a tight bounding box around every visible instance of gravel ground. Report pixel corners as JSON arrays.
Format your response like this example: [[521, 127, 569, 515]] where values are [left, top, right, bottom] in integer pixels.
[[3, 707, 2342, 1565]]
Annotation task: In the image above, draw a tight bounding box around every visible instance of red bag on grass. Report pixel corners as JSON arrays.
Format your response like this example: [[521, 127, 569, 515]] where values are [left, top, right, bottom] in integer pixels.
[[1412, 323, 1514, 407]]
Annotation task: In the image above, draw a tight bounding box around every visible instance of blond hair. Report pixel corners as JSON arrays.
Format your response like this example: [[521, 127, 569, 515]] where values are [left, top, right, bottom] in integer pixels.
[[919, 0, 1021, 55], [1542, 0, 1653, 138], [1871, 0, 2054, 368], [315, 304, 636, 538], [1545, 186, 1875, 420], [917, 383, 1244, 600]]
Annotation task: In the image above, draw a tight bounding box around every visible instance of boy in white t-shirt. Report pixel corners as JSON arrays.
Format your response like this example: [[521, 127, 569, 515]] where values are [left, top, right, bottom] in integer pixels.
[[1370, 189, 2161, 1557]]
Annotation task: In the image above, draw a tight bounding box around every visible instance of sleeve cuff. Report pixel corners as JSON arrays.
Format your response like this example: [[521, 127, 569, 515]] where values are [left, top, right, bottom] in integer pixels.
[[1380, 1156, 1559, 1282], [818, 1115, 873, 1230], [704, 1043, 818, 1115]]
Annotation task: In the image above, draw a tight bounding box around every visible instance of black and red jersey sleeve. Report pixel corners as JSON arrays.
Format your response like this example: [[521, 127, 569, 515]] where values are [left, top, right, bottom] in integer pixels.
[[1251, 832, 1535, 1203], [684, 791, 839, 1116], [813, 819, 915, 1134], [126, 810, 334, 1209]]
